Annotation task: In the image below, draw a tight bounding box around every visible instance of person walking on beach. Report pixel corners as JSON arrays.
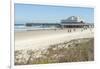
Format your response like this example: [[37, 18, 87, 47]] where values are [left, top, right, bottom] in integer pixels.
[[69, 29, 71, 32], [74, 28, 75, 31], [68, 29, 69, 32], [68, 29, 70, 32]]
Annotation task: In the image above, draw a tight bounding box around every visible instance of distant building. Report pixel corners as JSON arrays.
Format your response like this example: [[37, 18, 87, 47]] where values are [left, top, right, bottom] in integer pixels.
[[26, 16, 94, 28], [61, 16, 94, 28], [61, 16, 84, 23]]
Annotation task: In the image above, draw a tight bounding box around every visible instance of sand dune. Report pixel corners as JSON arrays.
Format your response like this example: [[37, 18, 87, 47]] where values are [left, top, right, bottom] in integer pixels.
[[15, 28, 94, 50]]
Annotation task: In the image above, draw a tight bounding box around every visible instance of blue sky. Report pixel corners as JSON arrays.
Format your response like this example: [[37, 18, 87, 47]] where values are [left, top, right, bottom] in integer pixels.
[[15, 3, 94, 24]]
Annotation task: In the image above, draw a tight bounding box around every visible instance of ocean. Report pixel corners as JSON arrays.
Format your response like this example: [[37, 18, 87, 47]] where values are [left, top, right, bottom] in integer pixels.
[[14, 24, 57, 32]]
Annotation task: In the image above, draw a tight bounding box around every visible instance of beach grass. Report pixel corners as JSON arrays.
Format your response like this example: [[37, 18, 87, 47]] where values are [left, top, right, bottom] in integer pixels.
[[15, 38, 94, 65]]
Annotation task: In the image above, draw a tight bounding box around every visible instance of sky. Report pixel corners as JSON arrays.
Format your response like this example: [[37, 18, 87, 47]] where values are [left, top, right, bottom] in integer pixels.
[[15, 3, 94, 24]]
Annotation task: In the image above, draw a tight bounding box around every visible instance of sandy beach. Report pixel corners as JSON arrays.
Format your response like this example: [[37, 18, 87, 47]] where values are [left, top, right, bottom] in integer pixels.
[[15, 28, 94, 50]]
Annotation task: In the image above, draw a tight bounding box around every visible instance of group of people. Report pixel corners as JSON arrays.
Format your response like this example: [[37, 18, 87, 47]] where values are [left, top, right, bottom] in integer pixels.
[[67, 28, 77, 32], [67, 27, 93, 33]]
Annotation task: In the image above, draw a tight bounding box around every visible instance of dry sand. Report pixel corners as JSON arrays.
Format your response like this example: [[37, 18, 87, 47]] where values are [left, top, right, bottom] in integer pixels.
[[15, 28, 94, 50]]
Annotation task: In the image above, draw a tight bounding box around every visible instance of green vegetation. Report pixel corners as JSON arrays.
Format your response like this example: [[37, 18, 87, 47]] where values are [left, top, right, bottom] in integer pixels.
[[15, 38, 94, 65]]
